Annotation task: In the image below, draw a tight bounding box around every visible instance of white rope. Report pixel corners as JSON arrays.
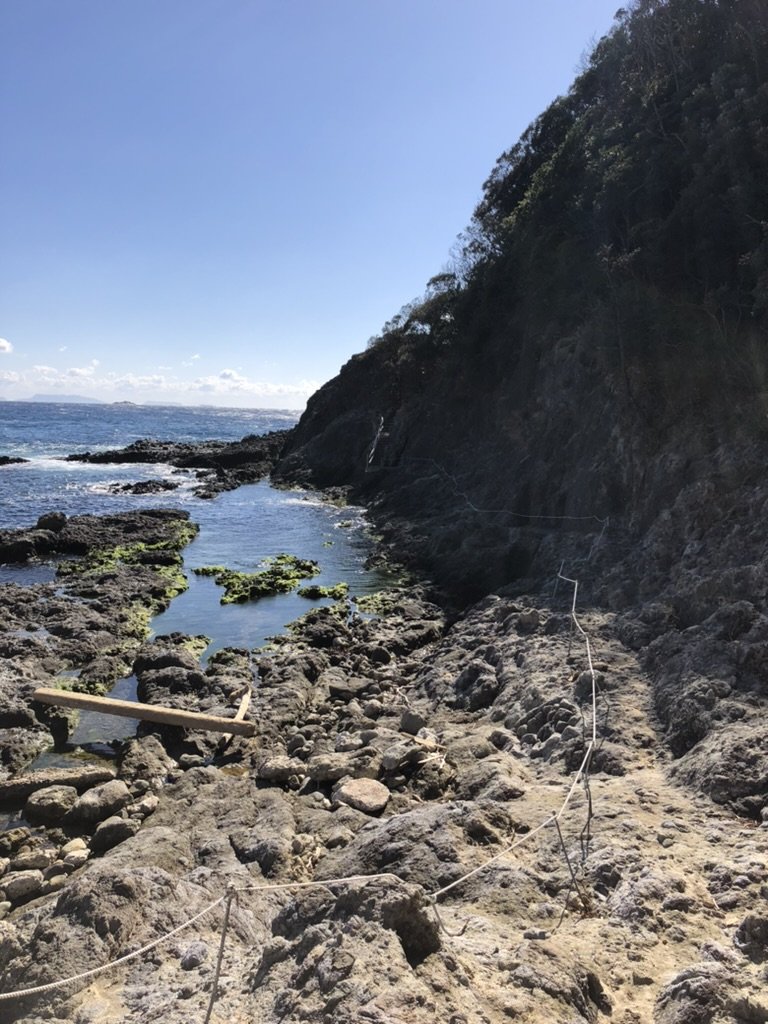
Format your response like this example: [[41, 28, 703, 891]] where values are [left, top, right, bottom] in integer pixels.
[[236, 871, 398, 894], [0, 895, 225, 1002]]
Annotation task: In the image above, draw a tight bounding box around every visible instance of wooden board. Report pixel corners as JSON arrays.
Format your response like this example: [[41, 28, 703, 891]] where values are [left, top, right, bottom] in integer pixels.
[[33, 687, 256, 737]]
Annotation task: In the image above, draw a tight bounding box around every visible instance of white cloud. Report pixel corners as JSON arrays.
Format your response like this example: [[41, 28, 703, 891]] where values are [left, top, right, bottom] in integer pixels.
[[0, 360, 318, 407], [191, 353, 200, 361], [66, 364, 97, 379], [0, 338, 13, 354]]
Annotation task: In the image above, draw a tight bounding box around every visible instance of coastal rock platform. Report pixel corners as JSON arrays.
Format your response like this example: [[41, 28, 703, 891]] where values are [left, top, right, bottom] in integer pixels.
[[0, 521, 766, 1023]]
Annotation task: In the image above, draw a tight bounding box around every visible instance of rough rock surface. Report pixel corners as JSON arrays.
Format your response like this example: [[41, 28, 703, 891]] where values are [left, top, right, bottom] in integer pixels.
[[0, 568, 766, 1024]]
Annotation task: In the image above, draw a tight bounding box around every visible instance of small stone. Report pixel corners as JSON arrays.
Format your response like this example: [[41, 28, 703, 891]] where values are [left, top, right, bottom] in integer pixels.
[[0, 902, 10, 920], [129, 794, 160, 819], [522, 929, 549, 940], [42, 875, 67, 895], [632, 971, 654, 986], [335, 733, 363, 753], [254, 755, 305, 783], [400, 708, 428, 735], [179, 754, 206, 769], [60, 837, 88, 856], [180, 941, 209, 970], [63, 849, 90, 870], [0, 858, 9, 878], [44, 862, 69, 880], [332, 778, 390, 815]]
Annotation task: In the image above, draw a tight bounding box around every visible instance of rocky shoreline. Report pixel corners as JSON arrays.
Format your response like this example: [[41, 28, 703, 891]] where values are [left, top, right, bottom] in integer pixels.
[[0, 452, 766, 1022], [64, 428, 292, 498]]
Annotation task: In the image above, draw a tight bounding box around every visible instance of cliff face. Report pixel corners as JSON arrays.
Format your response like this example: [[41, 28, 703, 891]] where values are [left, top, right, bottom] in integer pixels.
[[277, 0, 768, 604], [276, 0, 768, 819]]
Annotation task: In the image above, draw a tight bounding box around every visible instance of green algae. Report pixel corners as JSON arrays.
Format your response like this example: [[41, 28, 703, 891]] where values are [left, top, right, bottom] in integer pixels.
[[297, 582, 349, 600], [355, 590, 400, 615], [193, 553, 320, 604]]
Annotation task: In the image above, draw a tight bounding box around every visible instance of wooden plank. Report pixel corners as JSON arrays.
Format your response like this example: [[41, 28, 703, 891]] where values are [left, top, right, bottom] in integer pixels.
[[33, 687, 256, 737], [220, 686, 253, 744], [233, 687, 252, 722]]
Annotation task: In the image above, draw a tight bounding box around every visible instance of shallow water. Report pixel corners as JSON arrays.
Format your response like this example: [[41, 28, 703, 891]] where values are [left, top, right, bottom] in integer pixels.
[[1, 402, 391, 759]]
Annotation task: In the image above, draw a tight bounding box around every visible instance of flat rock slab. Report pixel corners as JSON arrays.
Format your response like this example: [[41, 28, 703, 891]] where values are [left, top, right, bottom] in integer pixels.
[[333, 778, 391, 815], [0, 766, 116, 808]]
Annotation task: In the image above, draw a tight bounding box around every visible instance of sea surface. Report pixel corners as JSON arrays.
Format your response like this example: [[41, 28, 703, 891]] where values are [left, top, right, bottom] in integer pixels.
[[0, 401, 391, 752]]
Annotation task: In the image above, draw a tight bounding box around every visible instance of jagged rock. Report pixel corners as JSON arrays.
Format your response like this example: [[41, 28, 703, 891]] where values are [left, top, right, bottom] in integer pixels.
[[655, 962, 730, 1024], [452, 658, 500, 710], [36, 511, 67, 532], [0, 828, 33, 857], [733, 912, 768, 962]]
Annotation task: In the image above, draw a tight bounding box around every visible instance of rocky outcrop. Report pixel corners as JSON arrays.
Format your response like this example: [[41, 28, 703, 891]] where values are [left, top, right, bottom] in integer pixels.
[[66, 429, 292, 498], [0, 582, 766, 1024]]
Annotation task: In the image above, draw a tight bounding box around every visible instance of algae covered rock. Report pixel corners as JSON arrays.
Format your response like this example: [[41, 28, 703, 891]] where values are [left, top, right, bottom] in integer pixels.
[[193, 553, 320, 603]]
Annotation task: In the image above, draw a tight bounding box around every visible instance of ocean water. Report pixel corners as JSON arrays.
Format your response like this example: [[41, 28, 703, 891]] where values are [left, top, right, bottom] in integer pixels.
[[0, 401, 391, 749]]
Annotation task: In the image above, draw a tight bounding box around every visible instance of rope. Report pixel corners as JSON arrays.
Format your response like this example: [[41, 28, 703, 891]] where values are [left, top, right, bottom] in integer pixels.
[[235, 871, 399, 894], [0, 896, 225, 1002]]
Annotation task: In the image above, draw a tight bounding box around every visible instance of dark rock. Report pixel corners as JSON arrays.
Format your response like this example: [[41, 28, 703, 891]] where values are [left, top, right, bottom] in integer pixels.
[[36, 512, 67, 532], [733, 912, 768, 962]]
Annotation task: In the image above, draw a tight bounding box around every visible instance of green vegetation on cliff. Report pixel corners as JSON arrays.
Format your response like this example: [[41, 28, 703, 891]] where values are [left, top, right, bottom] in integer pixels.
[[367, 0, 767, 385]]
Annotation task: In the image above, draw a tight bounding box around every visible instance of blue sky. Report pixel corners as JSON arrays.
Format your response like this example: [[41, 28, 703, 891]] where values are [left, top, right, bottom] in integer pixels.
[[1, 1, 621, 408]]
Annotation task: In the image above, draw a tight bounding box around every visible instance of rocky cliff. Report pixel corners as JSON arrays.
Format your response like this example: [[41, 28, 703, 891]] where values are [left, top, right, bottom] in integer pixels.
[[276, 0, 768, 820]]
